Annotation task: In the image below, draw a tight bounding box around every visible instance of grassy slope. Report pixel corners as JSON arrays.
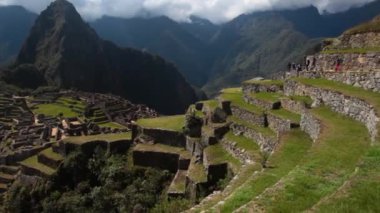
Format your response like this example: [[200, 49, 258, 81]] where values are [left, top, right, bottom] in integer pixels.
[[220, 88, 264, 114], [246, 107, 371, 212], [20, 155, 56, 175], [204, 144, 241, 173], [63, 132, 132, 145], [215, 129, 312, 212], [136, 115, 185, 132]]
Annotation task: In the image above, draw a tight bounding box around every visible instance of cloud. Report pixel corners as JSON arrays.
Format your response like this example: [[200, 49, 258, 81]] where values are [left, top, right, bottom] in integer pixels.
[[0, 0, 376, 23]]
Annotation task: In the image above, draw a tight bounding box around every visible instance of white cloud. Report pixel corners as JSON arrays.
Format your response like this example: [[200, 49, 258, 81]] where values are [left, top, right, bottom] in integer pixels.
[[0, 0, 375, 23]]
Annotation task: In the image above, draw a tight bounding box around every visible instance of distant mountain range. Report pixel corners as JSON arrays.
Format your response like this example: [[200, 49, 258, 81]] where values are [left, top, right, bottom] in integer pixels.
[[0, 0, 379, 95], [1, 0, 197, 114]]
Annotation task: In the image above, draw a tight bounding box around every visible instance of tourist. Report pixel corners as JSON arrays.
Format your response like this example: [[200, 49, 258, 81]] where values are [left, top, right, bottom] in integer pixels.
[[306, 59, 311, 71], [287, 62, 292, 71], [312, 57, 316, 70], [335, 58, 343, 72]]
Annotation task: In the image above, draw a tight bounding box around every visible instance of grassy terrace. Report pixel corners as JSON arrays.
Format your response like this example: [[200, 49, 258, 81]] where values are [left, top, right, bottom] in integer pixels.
[[63, 132, 132, 145], [201, 100, 219, 110], [187, 157, 207, 184], [269, 108, 301, 123], [224, 132, 262, 162], [204, 144, 241, 173], [134, 143, 191, 159], [40, 148, 63, 161], [289, 95, 313, 106], [168, 170, 187, 193], [136, 115, 185, 132], [215, 129, 312, 212], [316, 146, 380, 212], [220, 88, 264, 114], [188, 104, 205, 118], [249, 107, 371, 212], [249, 92, 282, 103], [243, 79, 284, 87], [98, 122, 126, 129], [228, 116, 275, 137], [296, 77, 380, 142], [20, 155, 56, 176], [33, 103, 79, 117]]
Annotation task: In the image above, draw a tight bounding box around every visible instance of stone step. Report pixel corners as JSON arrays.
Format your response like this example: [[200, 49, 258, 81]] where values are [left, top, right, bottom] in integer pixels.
[[0, 165, 19, 175], [167, 170, 187, 198], [222, 131, 262, 164], [0, 172, 15, 184]]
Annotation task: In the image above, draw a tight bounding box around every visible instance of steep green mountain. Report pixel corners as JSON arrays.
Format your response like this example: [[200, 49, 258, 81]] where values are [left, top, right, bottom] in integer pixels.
[[91, 16, 211, 86], [180, 15, 220, 42], [3, 0, 197, 114], [0, 6, 36, 64], [203, 13, 321, 95]]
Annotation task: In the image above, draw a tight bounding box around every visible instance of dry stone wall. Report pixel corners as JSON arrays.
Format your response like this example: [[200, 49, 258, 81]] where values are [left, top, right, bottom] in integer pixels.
[[231, 106, 266, 127], [281, 98, 308, 114], [285, 80, 379, 143], [300, 112, 321, 143], [221, 138, 252, 164]]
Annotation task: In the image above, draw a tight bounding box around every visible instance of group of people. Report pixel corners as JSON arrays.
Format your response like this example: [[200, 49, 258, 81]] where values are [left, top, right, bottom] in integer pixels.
[[287, 56, 343, 73]]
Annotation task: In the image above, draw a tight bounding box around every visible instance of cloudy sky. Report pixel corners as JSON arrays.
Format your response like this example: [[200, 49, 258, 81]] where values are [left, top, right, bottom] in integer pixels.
[[0, 0, 376, 23]]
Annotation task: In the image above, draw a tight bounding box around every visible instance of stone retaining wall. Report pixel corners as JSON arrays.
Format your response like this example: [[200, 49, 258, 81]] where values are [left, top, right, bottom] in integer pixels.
[[231, 106, 266, 127], [132, 150, 180, 173], [301, 112, 321, 143], [244, 95, 280, 110], [307, 53, 380, 73], [186, 137, 204, 158], [281, 98, 308, 114], [243, 83, 282, 94], [37, 154, 61, 169], [266, 114, 294, 135], [138, 127, 186, 148], [230, 123, 278, 153], [221, 138, 252, 164], [285, 79, 379, 143], [20, 165, 51, 179]]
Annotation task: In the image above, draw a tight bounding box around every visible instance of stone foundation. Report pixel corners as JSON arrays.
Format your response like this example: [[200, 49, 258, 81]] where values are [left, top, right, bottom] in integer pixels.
[[137, 127, 186, 148], [132, 150, 180, 173], [231, 106, 266, 127]]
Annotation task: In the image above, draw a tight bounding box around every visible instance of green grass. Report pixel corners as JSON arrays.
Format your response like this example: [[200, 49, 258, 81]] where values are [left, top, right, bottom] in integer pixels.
[[63, 132, 132, 145], [33, 103, 79, 117], [249, 92, 282, 103], [20, 155, 56, 176], [40, 147, 63, 161], [136, 115, 185, 132], [201, 100, 219, 110], [228, 116, 275, 137], [220, 88, 264, 114], [98, 122, 126, 129], [187, 157, 208, 184], [224, 132, 262, 162], [296, 78, 380, 142], [204, 144, 242, 173], [168, 170, 187, 193], [218, 129, 312, 212], [269, 108, 301, 123], [134, 143, 191, 159], [289, 95, 313, 106], [316, 146, 380, 212], [243, 79, 284, 87], [250, 107, 371, 212]]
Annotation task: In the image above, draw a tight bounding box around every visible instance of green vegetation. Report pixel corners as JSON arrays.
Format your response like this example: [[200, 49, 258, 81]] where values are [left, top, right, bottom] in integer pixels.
[[19, 155, 56, 176], [136, 115, 185, 132], [220, 88, 264, 114], [201, 100, 219, 110], [224, 132, 262, 162], [40, 148, 63, 161], [168, 171, 187, 192], [251, 107, 370, 212], [243, 79, 284, 87], [204, 144, 241, 173], [63, 132, 132, 145], [269, 108, 301, 123], [228, 116, 275, 137], [5, 148, 173, 212], [249, 92, 282, 103], [98, 122, 126, 129], [33, 103, 79, 117], [134, 143, 191, 159], [218, 129, 312, 212], [316, 146, 380, 212], [290, 95, 313, 106], [187, 158, 208, 184]]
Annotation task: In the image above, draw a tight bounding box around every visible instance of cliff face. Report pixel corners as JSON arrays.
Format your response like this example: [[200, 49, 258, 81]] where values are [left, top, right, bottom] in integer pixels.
[[11, 0, 197, 114]]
